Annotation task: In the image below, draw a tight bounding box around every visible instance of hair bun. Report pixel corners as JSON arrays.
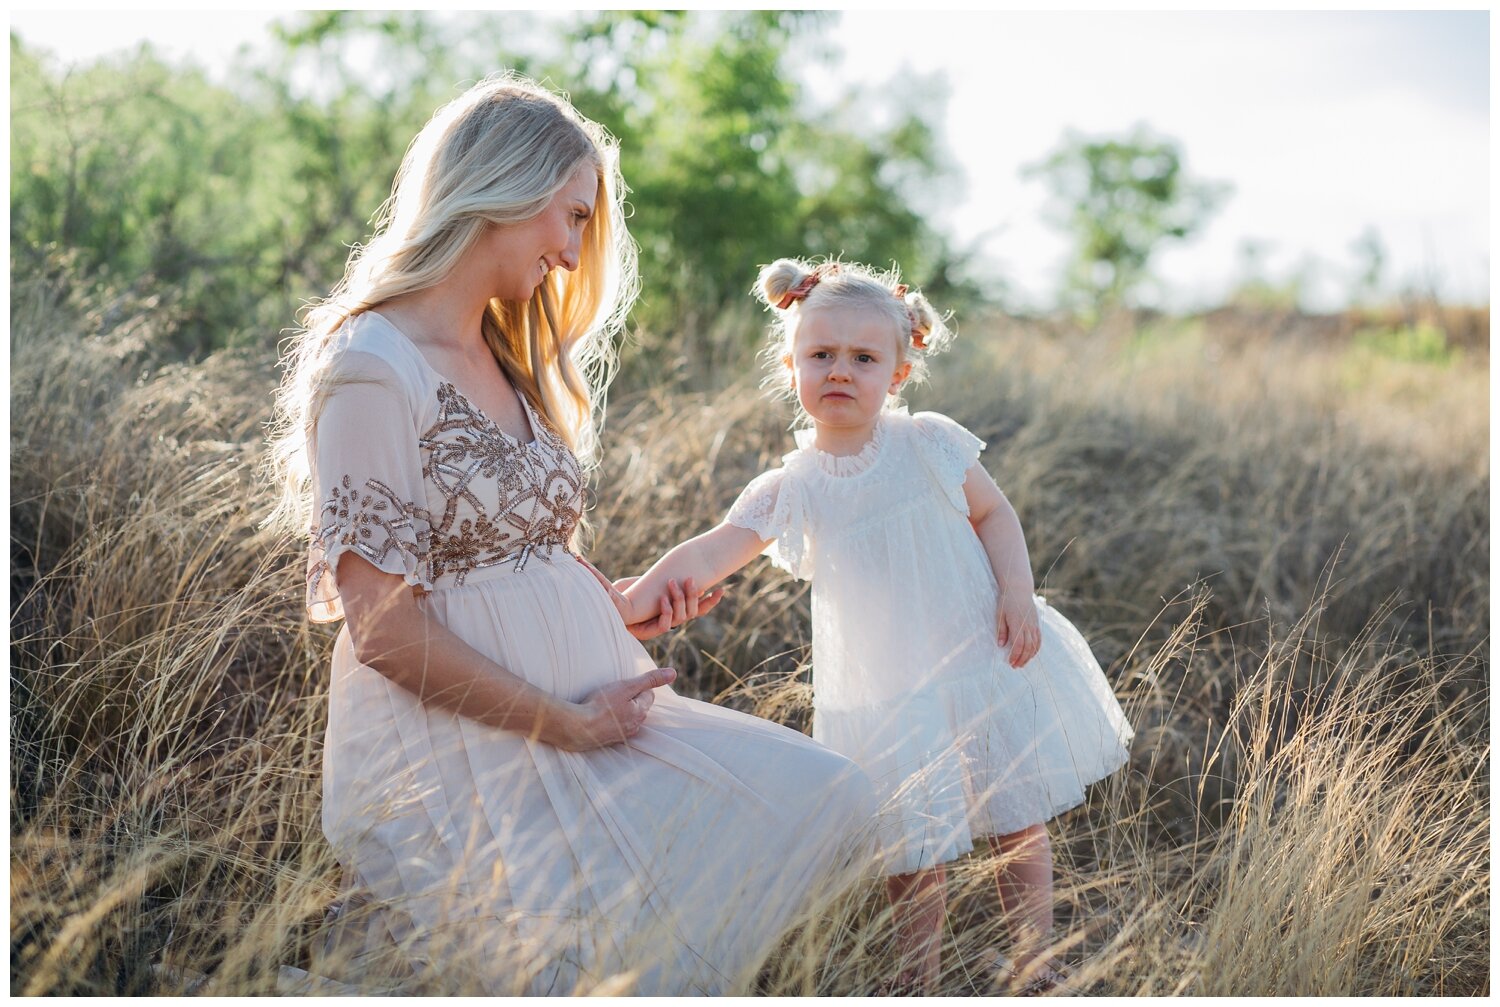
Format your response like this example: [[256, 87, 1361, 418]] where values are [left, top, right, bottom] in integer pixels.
[[756, 259, 813, 309], [904, 291, 937, 337]]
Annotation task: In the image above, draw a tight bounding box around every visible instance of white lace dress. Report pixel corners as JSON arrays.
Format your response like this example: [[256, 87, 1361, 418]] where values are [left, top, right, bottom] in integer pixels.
[[306, 312, 877, 994], [727, 408, 1133, 876]]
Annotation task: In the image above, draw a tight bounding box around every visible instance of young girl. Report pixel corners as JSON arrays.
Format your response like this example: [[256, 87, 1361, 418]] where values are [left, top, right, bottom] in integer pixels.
[[617, 258, 1133, 994]]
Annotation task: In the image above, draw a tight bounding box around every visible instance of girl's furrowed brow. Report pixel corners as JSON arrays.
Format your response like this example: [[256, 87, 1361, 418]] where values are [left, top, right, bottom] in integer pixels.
[[802, 342, 886, 355]]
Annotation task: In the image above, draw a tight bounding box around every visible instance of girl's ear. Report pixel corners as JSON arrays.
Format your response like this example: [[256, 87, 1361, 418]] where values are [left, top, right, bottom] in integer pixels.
[[890, 359, 913, 393], [782, 352, 795, 388]]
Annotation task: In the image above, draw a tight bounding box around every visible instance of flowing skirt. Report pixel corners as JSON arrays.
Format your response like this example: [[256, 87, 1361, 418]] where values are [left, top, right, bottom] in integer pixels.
[[814, 596, 1133, 876], [321, 555, 877, 994]]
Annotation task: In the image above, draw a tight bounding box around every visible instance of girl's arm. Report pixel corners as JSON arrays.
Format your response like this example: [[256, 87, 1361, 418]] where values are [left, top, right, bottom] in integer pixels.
[[336, 554, 676, 750], [619, 522, 769, 626], [962, 463, 1042, 668]]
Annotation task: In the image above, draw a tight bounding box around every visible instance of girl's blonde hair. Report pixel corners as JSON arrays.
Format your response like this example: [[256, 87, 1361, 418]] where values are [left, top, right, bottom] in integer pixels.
[[266, 71, 637, 534], [753, 256, 952, 406]]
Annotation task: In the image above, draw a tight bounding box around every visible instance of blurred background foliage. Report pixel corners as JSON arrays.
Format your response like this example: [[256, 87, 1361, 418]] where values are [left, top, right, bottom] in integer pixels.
[[10, 10, 972, 380], [10, 9, 1484, 378], [1026, 124, 1231, 316]]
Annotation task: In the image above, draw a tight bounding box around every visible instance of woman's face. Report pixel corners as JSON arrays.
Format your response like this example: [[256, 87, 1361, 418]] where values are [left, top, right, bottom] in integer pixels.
[[484, 162, 598, 302]]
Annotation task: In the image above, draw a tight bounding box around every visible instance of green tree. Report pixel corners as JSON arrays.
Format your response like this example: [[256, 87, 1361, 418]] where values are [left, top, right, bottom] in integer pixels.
[[558, 11, 956, 371], [11, 11, 961, 367], [1028, 124, 1230, 313], [11, 37, 274, 349]]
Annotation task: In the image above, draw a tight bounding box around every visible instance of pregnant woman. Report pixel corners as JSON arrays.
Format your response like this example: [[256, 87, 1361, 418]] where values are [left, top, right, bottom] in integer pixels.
[[267, 73, 875, 994]]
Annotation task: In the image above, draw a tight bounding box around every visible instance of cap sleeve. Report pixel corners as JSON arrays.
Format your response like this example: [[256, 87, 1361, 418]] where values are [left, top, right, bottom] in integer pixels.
[[910, 411, 986, 515], [306, 350, 434, 623], [725, 467, 814, 581]]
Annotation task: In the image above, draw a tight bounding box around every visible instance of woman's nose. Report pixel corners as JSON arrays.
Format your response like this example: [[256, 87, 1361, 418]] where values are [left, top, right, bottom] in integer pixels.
[[560, 231, 582, 271]]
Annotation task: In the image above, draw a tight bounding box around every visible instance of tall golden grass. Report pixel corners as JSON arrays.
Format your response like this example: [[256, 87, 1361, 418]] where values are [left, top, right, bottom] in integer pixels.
[[10, 275, 1488, 994]]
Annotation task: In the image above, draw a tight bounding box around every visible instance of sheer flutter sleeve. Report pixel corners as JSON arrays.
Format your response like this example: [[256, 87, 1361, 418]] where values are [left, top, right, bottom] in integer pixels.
[[306, 350, 434, 623], [910, 411, 987, 516], [725, 467, 815, 581]]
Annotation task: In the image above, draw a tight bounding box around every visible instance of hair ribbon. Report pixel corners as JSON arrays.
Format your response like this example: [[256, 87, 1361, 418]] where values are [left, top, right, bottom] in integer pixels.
[[776, 263, 840, 310]]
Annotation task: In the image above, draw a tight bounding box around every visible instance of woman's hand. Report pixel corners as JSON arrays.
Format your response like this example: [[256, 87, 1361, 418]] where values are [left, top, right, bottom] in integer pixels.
[[548, 668, 677, 750], [997, 591, 1041, 668], [574, 555, 723, 641], [615, 575, 724, 641]]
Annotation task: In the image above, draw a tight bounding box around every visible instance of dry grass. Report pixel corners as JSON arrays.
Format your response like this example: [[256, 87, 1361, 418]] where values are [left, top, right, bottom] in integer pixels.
[[10, 277, 1488, 995]]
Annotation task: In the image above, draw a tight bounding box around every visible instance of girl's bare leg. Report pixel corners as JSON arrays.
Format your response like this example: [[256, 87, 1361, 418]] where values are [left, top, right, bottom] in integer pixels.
[[988, 823, 1058, 979], [885, 864, 947, 992]]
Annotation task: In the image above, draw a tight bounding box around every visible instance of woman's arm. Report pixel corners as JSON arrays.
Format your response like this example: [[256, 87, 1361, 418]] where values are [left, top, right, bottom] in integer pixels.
[[962, 463, 1041, 667], [618, 522, 769, 626], [335, 554, 674, 750]]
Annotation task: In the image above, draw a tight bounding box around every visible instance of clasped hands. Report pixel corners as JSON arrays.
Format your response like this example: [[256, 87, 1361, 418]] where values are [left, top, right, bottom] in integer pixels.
[[574, 555, 723, 641]]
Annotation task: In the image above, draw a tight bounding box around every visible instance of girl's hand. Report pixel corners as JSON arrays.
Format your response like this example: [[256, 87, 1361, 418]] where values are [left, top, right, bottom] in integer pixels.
[[614, 576, 725, 641], [551, 668, 677, 750], [997, 592, 1041, 668], [574, 556, 723, 641]]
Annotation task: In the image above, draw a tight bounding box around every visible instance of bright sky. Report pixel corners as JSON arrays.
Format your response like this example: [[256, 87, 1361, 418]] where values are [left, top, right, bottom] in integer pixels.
[[8, 8, 1490, 309]]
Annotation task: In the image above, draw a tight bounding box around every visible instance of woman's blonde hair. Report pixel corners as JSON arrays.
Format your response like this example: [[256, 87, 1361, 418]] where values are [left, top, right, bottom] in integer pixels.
[[266, 71, 637, 533], [753, 256, 952, 407]]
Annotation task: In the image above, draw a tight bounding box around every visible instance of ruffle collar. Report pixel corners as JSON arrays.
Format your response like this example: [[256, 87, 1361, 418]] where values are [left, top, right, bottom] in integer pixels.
[[789, 408, 905, 478]]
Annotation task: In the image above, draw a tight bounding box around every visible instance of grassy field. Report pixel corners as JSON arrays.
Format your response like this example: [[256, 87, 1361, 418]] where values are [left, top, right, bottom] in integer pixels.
[[10, 276, 1489, 995]]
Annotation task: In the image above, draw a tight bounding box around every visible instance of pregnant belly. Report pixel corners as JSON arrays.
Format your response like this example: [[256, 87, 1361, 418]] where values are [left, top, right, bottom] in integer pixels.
[[414, 554, 657, 702]]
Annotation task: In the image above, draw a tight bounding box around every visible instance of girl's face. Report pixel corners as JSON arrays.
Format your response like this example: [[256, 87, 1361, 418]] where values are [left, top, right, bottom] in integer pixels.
[[480, 162, 597, 302], [785, 306, 912, 432]]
